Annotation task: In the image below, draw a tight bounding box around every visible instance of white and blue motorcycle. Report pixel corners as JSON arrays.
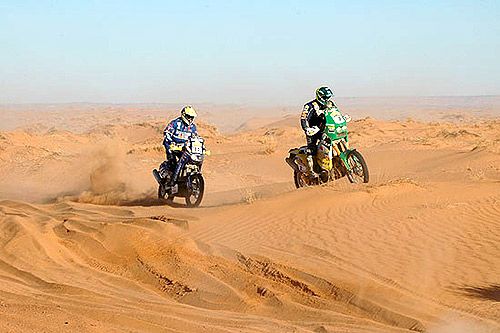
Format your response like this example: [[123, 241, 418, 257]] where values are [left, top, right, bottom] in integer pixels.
[[153, 135, 207, 207]]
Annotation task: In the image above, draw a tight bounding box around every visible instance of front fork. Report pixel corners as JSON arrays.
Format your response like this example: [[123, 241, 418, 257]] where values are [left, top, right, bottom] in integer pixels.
[[186, 173, 201, 195], [339, 150, 352, 172], [332, 139, 352, 173]]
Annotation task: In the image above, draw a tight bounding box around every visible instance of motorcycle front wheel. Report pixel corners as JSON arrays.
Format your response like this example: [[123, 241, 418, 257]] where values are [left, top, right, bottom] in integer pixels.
[[185, 174, 205, 207], [346, 150, 369, 184]]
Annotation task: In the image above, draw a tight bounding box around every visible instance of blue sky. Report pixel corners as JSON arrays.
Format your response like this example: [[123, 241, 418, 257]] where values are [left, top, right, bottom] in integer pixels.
[[1, 0, 499, 104]]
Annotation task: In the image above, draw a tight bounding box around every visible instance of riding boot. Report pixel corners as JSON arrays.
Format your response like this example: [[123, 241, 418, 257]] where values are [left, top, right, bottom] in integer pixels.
[[167, 155, 185, 194], [307, 155, 318, 178]]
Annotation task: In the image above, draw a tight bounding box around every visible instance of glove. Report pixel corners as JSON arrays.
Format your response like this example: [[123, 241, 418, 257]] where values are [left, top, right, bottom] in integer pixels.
[[169, 143, 184, 151], [343, 114, 352, 122], [306, 126, 320, 136]]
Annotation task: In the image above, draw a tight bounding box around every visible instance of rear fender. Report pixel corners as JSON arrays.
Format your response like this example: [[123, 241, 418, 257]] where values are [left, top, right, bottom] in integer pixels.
[[295, 154, 309, 173], [286, 148, 301, 171], [285, 156, 298, 171]]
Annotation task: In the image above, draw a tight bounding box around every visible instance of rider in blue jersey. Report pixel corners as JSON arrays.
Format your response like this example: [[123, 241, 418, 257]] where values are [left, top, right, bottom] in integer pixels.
[[159, 106, 198, 190]]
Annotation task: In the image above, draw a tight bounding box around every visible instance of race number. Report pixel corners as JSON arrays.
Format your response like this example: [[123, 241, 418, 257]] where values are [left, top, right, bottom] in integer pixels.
[[191, 139, 203, 154], [332, 115, 345, 124]]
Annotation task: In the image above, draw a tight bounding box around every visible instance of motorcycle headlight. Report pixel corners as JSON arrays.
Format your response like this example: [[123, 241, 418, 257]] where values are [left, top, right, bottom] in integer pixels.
[[336, 127, 343, 133]]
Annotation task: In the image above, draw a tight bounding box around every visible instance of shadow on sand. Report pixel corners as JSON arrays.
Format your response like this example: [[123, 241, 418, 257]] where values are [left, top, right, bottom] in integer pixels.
[[46, 181, 295, 209], [459, 284, 500, 302], [118, 197, 186, 208]]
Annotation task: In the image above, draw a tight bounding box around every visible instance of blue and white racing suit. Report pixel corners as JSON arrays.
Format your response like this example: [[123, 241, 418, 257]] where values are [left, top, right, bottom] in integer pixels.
[[162, 117, 198, 184]]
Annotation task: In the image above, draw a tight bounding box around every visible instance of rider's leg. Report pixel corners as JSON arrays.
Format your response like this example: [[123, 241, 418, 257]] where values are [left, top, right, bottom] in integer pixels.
[[159, 145, 174, 179], [158, 146, 168, 177], [306, 135, 318, 177], [166, 153, 176, 173], [168, 152, 186, 187]]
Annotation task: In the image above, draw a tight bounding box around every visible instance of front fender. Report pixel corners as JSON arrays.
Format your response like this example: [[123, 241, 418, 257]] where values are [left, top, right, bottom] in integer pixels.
[[339, 149, 356, 170], [186, 173, 204, 189]]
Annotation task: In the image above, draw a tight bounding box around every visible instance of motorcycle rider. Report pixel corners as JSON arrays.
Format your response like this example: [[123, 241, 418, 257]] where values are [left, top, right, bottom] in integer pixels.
[[300, 86, 335, 177], [159, 105, 198, 192]]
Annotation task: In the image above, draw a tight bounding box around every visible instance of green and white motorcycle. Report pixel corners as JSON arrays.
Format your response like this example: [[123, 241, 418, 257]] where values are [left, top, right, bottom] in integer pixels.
[[286, 108, 369, 188]]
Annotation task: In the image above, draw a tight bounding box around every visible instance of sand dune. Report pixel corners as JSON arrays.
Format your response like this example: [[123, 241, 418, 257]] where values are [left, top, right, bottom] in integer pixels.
[[0, 107, 499, 332]]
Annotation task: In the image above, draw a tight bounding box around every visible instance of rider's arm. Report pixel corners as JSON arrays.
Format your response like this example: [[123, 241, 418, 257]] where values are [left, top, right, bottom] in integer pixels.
[[300, 104, 312, 131], [191, 123, 198, 136], [333, 102, 352, 122], [163, 121, 176, 145], [166, 119, 191, 145]]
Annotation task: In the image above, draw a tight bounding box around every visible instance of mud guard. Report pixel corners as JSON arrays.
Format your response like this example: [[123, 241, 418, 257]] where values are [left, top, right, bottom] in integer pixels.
[[285, 156, 299, 172]]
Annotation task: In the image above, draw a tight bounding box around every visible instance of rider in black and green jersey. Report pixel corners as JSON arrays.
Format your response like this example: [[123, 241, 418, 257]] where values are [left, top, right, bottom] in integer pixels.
[[300, 86, 335, 177]]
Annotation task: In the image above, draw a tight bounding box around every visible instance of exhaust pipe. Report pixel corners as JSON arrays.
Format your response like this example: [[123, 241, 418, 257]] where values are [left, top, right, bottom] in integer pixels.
[[152, 169, 163, 184]]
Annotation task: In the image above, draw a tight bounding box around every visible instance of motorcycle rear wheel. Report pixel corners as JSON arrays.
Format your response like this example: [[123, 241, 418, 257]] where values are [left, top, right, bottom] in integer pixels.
[[294, 170, 313, 188], [158, 185, 174, 202], [158, 184, 166, 199]]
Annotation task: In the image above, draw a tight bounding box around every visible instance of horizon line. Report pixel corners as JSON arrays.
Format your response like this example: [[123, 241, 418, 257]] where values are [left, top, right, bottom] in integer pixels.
[[2, 94, 500, 107]]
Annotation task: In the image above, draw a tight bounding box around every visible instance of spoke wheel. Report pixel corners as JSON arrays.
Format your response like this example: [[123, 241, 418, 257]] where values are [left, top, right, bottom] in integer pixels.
[[185, 174, 205, 207], [158, 185, 166, 199], [158, 185, 174, 204], [294, 171, 314, 188], [346, 150, 369, 184]]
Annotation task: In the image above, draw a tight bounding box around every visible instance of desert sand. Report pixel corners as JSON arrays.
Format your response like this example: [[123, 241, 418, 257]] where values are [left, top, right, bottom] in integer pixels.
[[0, 101, 499, 332]]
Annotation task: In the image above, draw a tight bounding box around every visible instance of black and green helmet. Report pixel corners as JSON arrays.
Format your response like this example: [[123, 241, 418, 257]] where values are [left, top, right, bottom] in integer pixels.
[[315, 86, 334, 106]]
